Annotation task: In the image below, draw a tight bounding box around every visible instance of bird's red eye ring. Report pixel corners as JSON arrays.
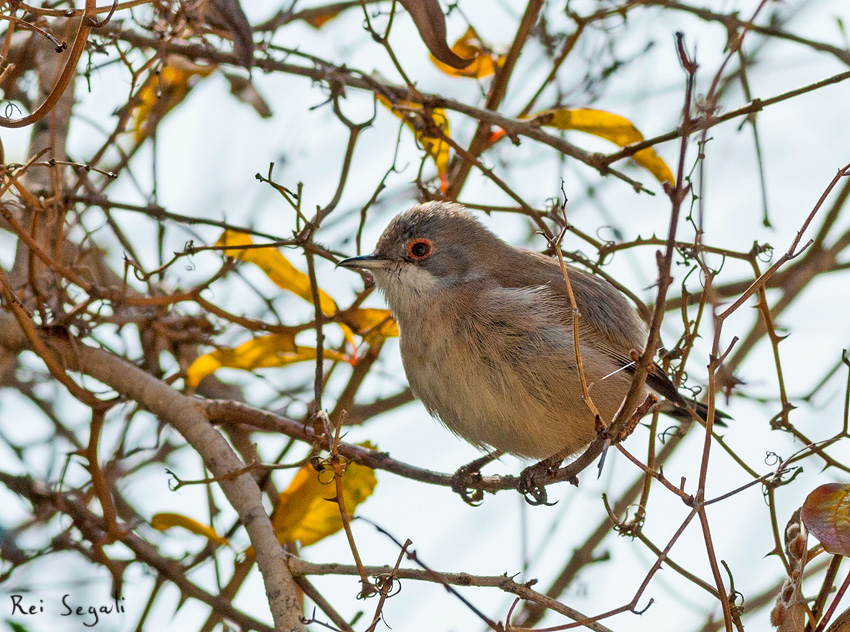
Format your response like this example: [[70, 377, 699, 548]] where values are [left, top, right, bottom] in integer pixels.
[[408, 239, 432, 260]]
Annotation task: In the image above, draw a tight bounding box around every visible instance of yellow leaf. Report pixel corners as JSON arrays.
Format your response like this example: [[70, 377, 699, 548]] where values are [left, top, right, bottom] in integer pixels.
[[217, 230, 338, 316], [151, 512, 228, 546], [186, 334, 350, 387], [377, 94, 451, 191], [272, 443, 377, 547], [211, 231, 394, 351], [430, 26, 504, 79], [535, 108, 675, 185], [132, 55, 216, 142], [343, 308, 399, 344], [301, 6, 343, 29]]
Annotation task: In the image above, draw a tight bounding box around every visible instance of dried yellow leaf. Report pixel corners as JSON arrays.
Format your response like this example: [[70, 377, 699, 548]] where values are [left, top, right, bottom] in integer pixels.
[[272, 444, 378, 547], [186, 333, 350, 387], [343, 308, 399, 343], [190, 232, 398, 384], [302, 6, 343, 29], [430, 26, 504, 79], [217, 230, 338, 316], [132, 55, 216, 142], [377, 94, 451, 190], [151, 512, 229, 546], [535, 108, 675, 185]]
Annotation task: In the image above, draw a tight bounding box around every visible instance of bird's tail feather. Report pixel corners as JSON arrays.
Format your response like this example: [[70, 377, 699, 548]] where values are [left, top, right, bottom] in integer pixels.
[[660, 400, 730, 427]]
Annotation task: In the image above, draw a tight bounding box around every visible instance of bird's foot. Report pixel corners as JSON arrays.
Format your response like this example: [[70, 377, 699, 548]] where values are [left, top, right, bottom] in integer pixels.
[[450, 451, 503, 506], [518, 457, 563, 506], [451, 466, 484, 505]]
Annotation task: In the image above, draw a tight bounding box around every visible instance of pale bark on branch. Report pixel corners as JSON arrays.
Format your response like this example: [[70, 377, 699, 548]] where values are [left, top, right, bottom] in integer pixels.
[[0, 310, 303, 632]]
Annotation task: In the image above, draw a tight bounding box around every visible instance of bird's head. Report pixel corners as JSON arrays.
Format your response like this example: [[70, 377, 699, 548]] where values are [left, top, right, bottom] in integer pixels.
[[338, 202, 505, 313]]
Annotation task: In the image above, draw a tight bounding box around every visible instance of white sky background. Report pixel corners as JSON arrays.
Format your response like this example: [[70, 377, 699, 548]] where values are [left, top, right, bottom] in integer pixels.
[[2, 0, 850, 631]]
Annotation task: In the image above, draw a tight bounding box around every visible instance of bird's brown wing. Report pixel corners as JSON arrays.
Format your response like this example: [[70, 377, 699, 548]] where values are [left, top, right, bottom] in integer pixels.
[[492, 249, 648, 352], [490, 248, 730, 422]]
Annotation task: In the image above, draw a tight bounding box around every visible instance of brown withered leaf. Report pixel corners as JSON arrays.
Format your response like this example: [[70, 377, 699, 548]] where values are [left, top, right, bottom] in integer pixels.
[[802, 483, 850, 556], [398, 0, 472, 69], [203, 0, 254, 68], [430, 26, 504, 78], [224, 73, 272, 118]]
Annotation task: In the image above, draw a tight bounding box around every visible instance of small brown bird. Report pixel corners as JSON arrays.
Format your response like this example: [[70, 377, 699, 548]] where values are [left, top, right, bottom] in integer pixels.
[[339, 202, 720, 500]]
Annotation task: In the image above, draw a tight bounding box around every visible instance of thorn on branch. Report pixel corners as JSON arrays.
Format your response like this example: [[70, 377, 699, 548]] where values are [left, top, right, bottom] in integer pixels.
[[87, 0, 118, 29], [632, 597, 655, 615], [675, 32, 698, 76]]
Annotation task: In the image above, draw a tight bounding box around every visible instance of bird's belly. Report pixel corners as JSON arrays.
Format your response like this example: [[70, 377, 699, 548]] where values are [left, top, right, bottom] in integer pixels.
[[401, 337, 624, 460]]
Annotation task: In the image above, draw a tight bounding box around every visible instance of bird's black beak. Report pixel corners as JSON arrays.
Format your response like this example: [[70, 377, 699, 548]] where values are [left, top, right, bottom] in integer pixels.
[[337, 254, 390, 270]]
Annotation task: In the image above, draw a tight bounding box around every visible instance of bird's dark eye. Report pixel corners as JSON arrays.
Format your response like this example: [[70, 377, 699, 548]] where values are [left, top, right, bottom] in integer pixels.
[[408, 239, 432, 260]]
